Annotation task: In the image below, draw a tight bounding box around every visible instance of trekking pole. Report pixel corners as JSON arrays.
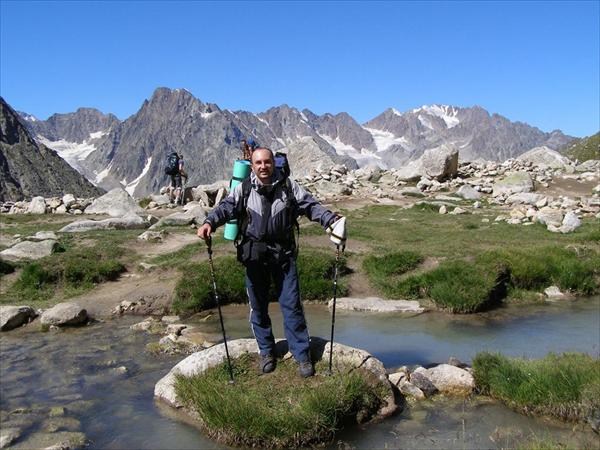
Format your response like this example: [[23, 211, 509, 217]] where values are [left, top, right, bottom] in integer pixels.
[[206, 236, 235, 383], [328, 244, 341, 375], [179, 179, 186, 206]]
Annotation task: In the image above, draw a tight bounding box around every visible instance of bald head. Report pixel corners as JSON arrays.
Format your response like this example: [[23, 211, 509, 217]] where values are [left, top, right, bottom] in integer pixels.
[[251, 148, 275, 184]]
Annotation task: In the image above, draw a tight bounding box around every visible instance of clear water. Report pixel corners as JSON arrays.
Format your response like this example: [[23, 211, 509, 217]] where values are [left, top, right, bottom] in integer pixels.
[[1, 297, 598, 449]]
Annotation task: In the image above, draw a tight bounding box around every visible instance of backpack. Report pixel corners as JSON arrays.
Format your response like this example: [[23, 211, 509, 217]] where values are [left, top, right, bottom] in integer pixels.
[[274, 152, 291, 178], [165, 152, 180, 176]]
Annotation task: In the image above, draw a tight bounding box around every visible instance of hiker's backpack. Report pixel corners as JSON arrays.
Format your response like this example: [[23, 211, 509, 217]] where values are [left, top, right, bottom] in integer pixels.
[[274, 152, 291, 178], [165, 152, 180, 176]]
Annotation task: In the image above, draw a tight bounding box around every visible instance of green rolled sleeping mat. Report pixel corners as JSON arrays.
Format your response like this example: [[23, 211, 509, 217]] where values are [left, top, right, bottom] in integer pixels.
[[223, 159, 251, 241]]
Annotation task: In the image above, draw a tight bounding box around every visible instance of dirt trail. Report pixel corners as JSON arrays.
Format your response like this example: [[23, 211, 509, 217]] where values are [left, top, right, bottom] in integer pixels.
[[71, 231, 204, 318]]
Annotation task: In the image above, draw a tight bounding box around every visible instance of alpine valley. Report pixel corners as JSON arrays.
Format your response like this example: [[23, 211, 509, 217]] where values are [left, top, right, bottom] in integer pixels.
[[2, 87, 578, 200]]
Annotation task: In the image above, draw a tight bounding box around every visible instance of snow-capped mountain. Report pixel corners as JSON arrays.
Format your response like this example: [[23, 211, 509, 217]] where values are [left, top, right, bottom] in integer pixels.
[[13, 89, 576, 198]]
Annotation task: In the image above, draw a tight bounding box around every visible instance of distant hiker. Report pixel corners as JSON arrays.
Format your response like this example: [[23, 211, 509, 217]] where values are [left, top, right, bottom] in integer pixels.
[[197, 147, 342, 378], [240, 138, 258, 160], [165, 151, 187, 204]]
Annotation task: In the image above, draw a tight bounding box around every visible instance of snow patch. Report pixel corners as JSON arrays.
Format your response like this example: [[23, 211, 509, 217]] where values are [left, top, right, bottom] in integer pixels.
[[94, 162, 113, 184], [125, 157, 153, 196], [38, 135, 98, 172], [364, 127, 410, 152], [300, 111, 308, 122], [413, 105, 460, 128], [418, 114, 435, 130], [391, 108, 402, 117], [201, 111, 216, 119], [318, 134, 385, 169], [89, 130, 108, 140]]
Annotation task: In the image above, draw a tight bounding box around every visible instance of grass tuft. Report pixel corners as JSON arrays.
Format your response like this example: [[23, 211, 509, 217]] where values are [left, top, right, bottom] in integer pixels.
[[174, 354, 386, 448], [473, 352, 600, 423], [0, 240, 126, 304]]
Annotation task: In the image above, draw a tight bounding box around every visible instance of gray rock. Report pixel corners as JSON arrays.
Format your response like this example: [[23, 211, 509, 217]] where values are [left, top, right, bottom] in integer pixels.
[[413, 364, 474, 394], [421, 144, 459, 181], [0, 239, 58, 262], [191, 187, 210, 207], [409, 371, 438, 397], [84, 188, 145, 217], [398, 380, 425, 400], [137, 230, 167, 242], [450, 207, 467, 215], [149, 194, 171, 206], [62, 194, 76, 207], [59, 214, 147, 233], [31, 231, 59, 241], [28, 196, 47, 214], [0, 305, 37, 331], [0, 427, 21, 448], [456, 184, 481, 200], [394, 160, 424, 182], [505, 193, 544, 205], [535, 207, 563, 227], [388, 371, 407, 387], [40, 303, 88, 327], [399, 187, 425, 197], [492, 172, 534, 196], [560, 211, 581, 232], [330, 297, 424, 314], [516, 146, 572, 170], [55, 205, 68, 214], [544, 286, 567, 300]]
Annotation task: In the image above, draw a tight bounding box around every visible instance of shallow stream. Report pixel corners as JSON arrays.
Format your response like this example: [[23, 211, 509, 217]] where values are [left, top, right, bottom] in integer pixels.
[[1, 297, 598, 449]]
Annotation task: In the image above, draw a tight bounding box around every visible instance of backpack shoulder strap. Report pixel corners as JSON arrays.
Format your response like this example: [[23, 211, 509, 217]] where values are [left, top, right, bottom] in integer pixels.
[[283, 178, 300, 255]]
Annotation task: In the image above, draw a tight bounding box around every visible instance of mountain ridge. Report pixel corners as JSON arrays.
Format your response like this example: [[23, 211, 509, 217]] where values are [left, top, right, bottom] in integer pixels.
[[14, 88, 578, 197]]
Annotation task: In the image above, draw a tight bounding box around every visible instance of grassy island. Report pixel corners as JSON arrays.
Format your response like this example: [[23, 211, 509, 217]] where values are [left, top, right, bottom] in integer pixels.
[[174, 354, 387, 448]]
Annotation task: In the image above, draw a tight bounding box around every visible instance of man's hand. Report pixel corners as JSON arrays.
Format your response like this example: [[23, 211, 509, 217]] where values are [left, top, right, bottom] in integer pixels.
[[197, 223, 213, 240]]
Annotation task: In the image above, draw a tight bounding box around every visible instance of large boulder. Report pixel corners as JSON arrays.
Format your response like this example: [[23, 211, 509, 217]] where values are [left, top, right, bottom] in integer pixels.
[[40, 302, 88, 327], [0, 306, 37, 331], [492, 171, 535, 196], [59, 214, 147, 233], [413, 364, 475, 395], [84, 188, 145, 217], [149, 205, 207, 229], [330, 297, 424, 314], [0, 239, 58, 262], [27, 196, 47, 214], [421, 144, 459, 181], [517, 146, 573, 170]]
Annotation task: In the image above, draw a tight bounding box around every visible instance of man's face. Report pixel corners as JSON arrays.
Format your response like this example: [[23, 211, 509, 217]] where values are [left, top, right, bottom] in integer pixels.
[[251, 149, 274, 183]]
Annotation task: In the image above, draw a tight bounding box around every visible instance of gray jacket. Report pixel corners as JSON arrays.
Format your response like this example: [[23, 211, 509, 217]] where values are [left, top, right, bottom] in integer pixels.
[[205, 171, 336, 245]]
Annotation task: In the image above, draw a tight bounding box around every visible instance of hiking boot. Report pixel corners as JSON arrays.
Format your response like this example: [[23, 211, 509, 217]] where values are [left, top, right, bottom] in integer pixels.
[[298, 360, 315, 378], [259, 354, 276, 374]]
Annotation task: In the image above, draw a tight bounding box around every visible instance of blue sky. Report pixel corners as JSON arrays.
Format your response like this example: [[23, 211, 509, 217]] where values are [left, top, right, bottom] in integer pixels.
[[1, 1, 598, 137]]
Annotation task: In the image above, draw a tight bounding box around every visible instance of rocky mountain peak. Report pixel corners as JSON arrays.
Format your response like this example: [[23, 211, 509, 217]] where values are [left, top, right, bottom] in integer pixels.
[[0, 97, 102, 201]]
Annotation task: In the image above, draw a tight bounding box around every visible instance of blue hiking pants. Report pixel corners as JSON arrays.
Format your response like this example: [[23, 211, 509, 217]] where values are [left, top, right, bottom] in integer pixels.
[[245, 258, 311, 363]]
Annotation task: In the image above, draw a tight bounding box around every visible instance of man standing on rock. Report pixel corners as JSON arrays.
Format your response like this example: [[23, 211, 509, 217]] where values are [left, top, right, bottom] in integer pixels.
[[197, 147, 342, 378]]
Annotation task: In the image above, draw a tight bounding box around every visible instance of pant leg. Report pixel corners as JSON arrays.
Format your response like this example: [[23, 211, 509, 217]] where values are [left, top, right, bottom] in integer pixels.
[[245, 261, 275, 356], [271, 258, 310, 362]]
